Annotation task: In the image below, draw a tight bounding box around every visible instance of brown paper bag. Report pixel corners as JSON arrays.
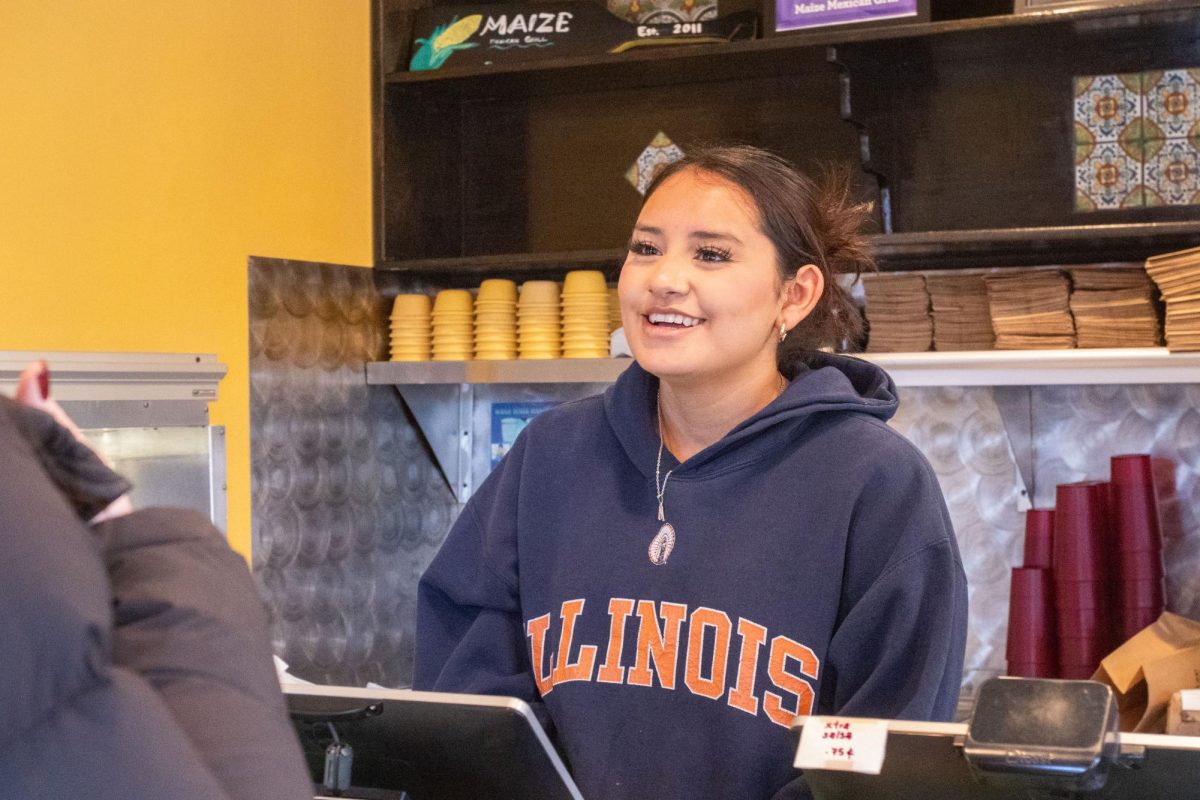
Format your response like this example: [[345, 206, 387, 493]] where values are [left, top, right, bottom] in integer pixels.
[[1091, 611, 1200, 732]]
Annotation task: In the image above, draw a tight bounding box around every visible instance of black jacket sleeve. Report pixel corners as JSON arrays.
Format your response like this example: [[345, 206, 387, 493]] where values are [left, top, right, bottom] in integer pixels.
[[0, 397, 310, 800]]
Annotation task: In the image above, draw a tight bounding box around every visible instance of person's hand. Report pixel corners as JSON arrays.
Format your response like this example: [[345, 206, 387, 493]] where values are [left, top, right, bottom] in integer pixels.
[[16, 360, 133, 522]]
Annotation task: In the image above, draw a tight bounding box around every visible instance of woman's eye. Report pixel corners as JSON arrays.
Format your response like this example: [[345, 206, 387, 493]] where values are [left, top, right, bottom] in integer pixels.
[[628, 239, 660, 257], [695, 246, 732, 263]]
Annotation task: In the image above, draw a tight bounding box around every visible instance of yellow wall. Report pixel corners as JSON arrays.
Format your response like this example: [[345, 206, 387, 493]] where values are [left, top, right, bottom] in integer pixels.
[[0, 1, 374, 558]]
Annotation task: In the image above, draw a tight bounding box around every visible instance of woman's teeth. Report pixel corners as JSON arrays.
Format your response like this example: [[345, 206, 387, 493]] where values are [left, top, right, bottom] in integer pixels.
[[648, 313, 702, 327]]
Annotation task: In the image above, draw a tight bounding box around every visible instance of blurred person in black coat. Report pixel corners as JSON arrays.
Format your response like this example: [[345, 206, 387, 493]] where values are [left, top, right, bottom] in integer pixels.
[[1, 362, 311, 800]]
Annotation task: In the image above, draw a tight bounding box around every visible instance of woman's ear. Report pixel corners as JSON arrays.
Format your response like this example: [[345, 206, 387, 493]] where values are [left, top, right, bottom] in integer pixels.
[[780, 264, 824, 331]]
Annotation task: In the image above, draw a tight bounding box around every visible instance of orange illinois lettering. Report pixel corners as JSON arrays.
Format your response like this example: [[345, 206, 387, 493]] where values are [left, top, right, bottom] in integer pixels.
[[551, 599, 598, 685], [526, 613, 554, 696], [763, 635, 819, 728], [684, 607, 732, 700], [627, 600, 687, 689], [727, 618, 768, 715], [597, 598, 635, 684]]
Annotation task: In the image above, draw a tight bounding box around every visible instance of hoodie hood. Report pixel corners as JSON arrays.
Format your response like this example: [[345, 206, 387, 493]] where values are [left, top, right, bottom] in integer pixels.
[[603, 352, 898, 479]]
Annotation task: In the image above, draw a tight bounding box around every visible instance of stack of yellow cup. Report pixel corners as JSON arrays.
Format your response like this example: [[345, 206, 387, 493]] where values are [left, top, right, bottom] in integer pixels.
[[474, 279, 518, 360], [608, 286, 622, 333], [518, 280, 562, 359], [432, 289, 474, 361], [389, 293, 432, 361], [561, 270, 611, 358]]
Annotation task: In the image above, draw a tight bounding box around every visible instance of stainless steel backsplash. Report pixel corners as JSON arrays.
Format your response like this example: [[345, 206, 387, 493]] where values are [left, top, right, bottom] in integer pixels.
[[249, 256, 456, 687], [250, 257, 1200, 697]]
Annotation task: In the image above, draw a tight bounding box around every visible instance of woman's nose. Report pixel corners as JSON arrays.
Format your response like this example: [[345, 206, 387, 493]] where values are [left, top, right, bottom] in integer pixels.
[[649, 253, 690, 296]]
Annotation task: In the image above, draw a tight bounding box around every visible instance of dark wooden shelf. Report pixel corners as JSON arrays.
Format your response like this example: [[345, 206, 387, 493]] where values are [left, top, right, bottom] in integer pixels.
[[870, 221, 1200, 269], [376, 249, 625, 282], [384, 1, 1200, 94], [374, 221, 1200, 277]]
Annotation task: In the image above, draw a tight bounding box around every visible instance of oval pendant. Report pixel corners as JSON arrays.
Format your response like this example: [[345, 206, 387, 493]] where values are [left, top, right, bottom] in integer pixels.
[[648, 522, 676, 566]]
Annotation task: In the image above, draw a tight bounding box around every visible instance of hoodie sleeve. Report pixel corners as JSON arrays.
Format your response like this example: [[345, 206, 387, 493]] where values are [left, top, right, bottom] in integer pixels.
[[820, 442, 969, 722], [413, 436, 547, 721], [767, 452, 967, 800]]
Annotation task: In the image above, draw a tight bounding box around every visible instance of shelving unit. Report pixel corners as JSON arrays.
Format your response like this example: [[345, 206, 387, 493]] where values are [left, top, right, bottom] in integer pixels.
[[367, 348, 1200, 388], [375, 221, 1200, 278], [369, 347, 1200, 503], [372, 1, 1200, 270]]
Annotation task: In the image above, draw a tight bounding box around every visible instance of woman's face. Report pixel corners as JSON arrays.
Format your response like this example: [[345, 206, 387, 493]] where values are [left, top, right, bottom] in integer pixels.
[[618, 168, 791, 388]]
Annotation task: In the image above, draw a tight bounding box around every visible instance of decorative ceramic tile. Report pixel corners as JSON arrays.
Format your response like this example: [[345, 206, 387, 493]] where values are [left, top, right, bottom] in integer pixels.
[[625, 131, 685, 195], [1074, 73, 1144, 145], [1075, 140, 1145, 211], [607, 0, 716, 24], [1145, 69, 1200, 140], [1144, 136, 1200, 206]]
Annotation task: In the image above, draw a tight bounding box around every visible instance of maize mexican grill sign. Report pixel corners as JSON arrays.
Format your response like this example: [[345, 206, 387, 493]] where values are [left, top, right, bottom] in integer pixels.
[[408, 3, 757, 71]]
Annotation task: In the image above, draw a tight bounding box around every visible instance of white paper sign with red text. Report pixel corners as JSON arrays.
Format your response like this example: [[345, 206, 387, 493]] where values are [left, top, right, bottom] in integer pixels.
[[794, 716, 888, 775]]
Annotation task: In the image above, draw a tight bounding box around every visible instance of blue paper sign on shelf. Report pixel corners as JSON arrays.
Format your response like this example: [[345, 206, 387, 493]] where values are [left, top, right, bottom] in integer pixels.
[[776, 0, 920, 33], [491, 401, 560, 468]]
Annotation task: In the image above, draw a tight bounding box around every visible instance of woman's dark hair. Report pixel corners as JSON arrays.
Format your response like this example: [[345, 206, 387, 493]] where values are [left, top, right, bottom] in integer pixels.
[[640, 144, 875, 372]]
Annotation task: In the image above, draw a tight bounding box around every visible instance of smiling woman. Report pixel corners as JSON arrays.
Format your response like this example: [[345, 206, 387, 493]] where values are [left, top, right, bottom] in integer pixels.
[[414, 145, 968, 800]]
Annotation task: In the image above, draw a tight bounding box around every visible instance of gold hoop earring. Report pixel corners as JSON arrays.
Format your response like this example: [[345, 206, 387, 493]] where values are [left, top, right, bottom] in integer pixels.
[[779, 322, 788, 343]]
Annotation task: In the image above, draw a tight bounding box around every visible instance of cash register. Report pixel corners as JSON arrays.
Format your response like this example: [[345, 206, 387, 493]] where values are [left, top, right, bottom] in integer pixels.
[[793, 677, 1200, 799], [286, 678, 1200, 799]]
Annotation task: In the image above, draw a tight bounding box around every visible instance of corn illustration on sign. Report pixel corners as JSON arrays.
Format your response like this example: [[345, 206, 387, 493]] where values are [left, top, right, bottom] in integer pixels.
[[410, 15, 484, 70]]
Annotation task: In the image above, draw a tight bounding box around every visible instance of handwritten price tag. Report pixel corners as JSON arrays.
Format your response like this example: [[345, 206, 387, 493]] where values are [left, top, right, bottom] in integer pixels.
[[794, 717, 888, 775]]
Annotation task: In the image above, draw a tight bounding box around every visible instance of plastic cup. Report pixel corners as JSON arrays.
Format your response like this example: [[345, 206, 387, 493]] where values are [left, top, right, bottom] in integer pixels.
[[1054, 578, 1110, 609], [1120, 578, 1165, 608], [1053, 481, 1111, 581], [1007, 568, 1056, 661], [1023, 509, 1055, 569], [1060, 664, 1097, 680], [1110, 455, 1163, 554], [519, 280, 561, 304], [432, 289, 474, 312], [391, 293, 432, 315], [1118, 550, 1164, 581], [562, 270, 608, 294], [477, 278, 517, 302], [1059, 635, 1108, 663], [1120, 607, 1160, 639], [1111, 454, 1154, 486]]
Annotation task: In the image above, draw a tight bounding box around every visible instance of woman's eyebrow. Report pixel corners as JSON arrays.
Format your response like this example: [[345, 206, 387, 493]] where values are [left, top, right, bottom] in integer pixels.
[[632, 225, 743, 246], [691, 230, 743, 245]]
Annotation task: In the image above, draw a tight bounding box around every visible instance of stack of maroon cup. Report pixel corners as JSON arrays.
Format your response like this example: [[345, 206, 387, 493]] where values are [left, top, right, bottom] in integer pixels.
[[1053, 481, 1114, 680], [1007, 509, 1058, 677], [1110, 454, 1166, 642]]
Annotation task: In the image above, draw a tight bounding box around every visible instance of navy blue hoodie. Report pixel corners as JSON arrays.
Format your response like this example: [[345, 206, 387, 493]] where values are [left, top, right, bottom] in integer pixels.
[[415, 354, 968, 799]]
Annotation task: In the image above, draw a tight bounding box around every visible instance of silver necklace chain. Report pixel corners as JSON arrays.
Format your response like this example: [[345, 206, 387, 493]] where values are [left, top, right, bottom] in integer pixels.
[[653, 373, 787, 524], [655, 431, 673, 523]]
